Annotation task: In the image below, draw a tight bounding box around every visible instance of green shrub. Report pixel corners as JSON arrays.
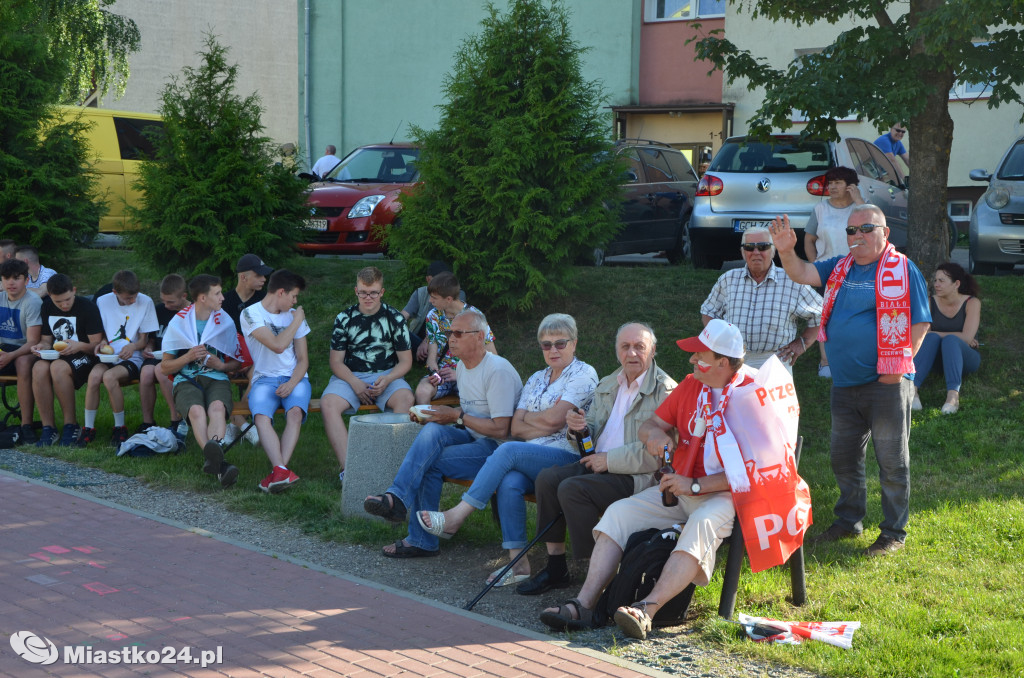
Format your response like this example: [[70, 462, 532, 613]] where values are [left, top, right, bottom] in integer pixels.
[[387, 0, 624, 311], [127, 35, 307, 279]]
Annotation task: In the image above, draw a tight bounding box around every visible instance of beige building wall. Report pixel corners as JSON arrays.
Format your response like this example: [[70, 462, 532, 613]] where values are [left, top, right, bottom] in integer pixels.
[[104, 0, 298, 147], [722, 5, 1024, 191]]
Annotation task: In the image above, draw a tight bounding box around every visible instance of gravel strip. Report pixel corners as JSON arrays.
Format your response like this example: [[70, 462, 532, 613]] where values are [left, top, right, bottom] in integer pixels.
[[1, 448, 822, 678]]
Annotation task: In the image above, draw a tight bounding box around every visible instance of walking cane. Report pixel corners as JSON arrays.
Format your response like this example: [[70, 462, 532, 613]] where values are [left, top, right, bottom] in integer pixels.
[[463, 510, 564, 611]]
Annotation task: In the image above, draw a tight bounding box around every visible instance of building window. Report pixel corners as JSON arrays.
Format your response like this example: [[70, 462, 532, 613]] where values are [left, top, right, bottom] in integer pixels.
[[645, 0, 725, 22], [950, 42, 996, 102], [948, 201, 972, 222]]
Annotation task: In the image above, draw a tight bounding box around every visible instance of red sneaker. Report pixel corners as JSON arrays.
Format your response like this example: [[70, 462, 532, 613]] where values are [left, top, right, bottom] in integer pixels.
[[258, 467, 298, 494]]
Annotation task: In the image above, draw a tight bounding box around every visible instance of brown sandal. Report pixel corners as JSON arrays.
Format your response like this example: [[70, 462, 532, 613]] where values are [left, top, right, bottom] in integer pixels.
[[614, 600, 655, 640], [539, 598, 597, 631], [363, 492, 407, 523]]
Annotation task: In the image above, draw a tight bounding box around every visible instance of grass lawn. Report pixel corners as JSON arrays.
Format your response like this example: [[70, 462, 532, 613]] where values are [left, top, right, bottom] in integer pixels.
[[9, 249, 1024, 678]]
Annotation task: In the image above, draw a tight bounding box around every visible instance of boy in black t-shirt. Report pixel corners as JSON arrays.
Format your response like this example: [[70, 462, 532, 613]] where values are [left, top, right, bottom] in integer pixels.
[[30, 274, 103, 446], [138, 274, 189, 432]]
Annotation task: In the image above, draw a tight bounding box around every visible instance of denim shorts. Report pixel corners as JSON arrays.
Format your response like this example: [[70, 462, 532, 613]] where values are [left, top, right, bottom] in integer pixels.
[[321, 370, 412, 413], [249, 376, 312, 422]]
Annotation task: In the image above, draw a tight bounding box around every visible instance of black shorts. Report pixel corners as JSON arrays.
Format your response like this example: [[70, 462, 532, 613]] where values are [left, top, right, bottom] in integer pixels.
[[100, 360, 142, 382], [142, 356, 161, 368], [0, 343, 27, 376], [62, 353, 97, 389]]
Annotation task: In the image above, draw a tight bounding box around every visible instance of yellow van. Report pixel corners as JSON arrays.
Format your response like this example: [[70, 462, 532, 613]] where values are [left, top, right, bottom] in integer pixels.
[[58, 106, 163, 233]]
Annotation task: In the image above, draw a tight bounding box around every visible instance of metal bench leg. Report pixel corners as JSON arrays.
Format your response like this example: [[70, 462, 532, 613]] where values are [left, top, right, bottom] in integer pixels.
[[464, 511, 562, 611]]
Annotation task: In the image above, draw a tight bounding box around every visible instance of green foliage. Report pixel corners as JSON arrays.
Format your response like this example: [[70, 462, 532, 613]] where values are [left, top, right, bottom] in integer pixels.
[[37, 0, 141, 104], [126, 35, 308, 279], [0, 0, 102, 255], [691, 1, 1024, 275], [388, 0, 623, 312]]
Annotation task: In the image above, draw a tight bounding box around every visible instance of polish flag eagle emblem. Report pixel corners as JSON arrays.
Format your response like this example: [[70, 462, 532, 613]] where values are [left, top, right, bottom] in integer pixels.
[[880, 309, 909, 345]]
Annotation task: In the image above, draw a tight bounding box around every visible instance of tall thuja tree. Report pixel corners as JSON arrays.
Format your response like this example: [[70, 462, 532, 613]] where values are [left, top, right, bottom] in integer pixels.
[[0, 0, 104, 254], [389, 0, 623, 311], [694, 0, 1024, 275], [128, 35, 307, 278]]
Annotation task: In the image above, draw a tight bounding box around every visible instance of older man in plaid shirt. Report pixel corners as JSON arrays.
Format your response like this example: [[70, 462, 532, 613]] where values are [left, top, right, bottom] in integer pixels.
[[699, 228, 822, 371]]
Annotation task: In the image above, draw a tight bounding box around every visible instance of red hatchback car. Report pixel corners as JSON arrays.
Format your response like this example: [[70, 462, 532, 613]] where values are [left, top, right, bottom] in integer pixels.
[[300, 143, 419, 255]]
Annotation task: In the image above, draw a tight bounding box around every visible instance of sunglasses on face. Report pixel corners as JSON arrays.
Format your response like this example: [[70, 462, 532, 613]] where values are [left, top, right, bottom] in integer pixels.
[[893, 128, 907, 134], [741, 242, 773, 252], [443, 329, 481, 338], [846, 225, 880, 235], [540, 339, 570, 351]]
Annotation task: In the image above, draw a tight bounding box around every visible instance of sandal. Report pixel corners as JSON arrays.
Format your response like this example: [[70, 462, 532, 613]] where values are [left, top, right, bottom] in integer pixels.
[[614, 601, 655, 640], [381, 539, 439, 559], [363, 493, 407, 523], [416, 510, 455, 539], [539, 598, 597, 632], [487, 568, 530, 588]]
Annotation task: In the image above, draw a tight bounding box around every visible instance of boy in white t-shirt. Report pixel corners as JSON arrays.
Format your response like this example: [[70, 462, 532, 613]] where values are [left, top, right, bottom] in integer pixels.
[[80, 270, 158, 448], [240, 269, 311, 493]]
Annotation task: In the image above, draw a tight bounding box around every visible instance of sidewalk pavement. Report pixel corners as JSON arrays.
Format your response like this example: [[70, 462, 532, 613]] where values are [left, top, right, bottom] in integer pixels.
[[0, 472, 667, 678]]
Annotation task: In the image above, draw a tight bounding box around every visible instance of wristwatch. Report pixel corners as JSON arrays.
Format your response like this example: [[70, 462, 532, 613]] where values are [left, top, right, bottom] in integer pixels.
[[454, 415, 465, 430], [690, 479, 701, 495]]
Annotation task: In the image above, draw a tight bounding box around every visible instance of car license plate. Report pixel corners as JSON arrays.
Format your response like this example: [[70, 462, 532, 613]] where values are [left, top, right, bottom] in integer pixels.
[[734, 219, 773, 232], [304, 218, 328, 231]]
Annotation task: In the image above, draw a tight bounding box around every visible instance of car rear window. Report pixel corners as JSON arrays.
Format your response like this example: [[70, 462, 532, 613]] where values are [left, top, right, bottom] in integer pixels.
[[997, 141, 1024, 180], [709, 138, 833, 173]]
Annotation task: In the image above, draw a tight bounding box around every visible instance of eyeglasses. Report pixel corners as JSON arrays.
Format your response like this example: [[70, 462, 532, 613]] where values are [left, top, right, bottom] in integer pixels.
[[893, 128, 907, 134], [845, 225, 881, 235], [741, 242, 773, 252], [443, 329, 481, 338], [540, 339, 570, 351], [355, 290, 381, 299]]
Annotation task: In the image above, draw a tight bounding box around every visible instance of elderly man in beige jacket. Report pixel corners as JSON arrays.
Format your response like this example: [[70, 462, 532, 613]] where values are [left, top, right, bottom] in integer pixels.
[[515, 322, 676, 596]]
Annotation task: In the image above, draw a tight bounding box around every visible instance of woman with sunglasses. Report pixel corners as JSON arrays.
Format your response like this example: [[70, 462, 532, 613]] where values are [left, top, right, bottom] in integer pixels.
[[803, 166, 864, 378], [912, 262, 981, 414], [415, 313, 598, 586]]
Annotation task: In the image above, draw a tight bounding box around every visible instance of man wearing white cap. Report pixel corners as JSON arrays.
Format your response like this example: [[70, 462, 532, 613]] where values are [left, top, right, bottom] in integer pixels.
[[540, 319, 771, 640]]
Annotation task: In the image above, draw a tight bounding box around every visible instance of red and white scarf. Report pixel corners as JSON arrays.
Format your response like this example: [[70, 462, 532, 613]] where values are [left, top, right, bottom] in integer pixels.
[[682, 370, 752, 492], [817, 244, 914, 375]]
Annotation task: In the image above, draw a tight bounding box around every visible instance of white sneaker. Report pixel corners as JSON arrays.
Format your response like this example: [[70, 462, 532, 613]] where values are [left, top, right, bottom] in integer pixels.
[[817, 364, 832, 379], [941, 402, 959, 415], [223, 423, 241, 446], [243, 424, 260, 447], [911, 395, 923, 411]]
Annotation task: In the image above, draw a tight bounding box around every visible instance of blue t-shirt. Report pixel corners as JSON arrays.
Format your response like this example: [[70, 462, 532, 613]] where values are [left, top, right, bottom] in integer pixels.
[[874, 134, 906, 158], [814, 255, 931, 387]]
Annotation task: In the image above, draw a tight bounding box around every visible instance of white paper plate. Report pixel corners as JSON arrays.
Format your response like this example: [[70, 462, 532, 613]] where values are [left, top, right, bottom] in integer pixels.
[[39, 350, 60, 360], [409, 405, 436, 422], [151, 350, 164, 359], [98, 353, 120, 364]]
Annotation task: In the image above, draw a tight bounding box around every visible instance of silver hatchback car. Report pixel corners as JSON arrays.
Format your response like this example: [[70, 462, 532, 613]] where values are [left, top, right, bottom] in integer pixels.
[[968, 136, 1024, 274], [688, 135, 914, 269]]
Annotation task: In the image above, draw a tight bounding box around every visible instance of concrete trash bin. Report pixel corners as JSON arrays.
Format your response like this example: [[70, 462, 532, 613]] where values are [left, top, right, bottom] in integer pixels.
[[341, 412, 423, 520]]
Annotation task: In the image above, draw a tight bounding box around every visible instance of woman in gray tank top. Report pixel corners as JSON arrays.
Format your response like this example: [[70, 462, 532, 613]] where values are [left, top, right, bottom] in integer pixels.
[[912, 262, 981, 414]]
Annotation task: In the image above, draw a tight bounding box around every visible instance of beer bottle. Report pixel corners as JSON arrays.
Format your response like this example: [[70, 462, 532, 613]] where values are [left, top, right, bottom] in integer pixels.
[[659, 444, 679, 507], [571, 407, 595, 457]]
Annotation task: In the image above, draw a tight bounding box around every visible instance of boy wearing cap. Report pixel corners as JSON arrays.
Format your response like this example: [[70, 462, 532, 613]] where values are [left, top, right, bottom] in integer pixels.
[[30, 274, 103, 446], [0, 258, 43, 442], [222, 253, 272, 445], [322, 266, 414, 481], [540, 320, 773, 640]]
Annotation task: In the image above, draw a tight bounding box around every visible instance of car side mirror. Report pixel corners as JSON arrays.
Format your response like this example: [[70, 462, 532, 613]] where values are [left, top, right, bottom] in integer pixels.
[[968, 169, 992, 182]]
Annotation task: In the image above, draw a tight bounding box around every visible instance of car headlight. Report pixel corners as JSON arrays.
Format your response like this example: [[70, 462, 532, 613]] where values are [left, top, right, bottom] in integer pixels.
[[348, 195, 386, 218], [986, 187, 1010, 210]]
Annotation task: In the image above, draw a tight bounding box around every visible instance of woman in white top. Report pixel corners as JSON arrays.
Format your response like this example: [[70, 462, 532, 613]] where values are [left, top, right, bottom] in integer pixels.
[[803, 165, 864, 378]]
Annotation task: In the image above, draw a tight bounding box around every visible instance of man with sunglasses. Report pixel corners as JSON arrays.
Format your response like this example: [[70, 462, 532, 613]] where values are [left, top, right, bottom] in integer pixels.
[[770, 205, 930, 557], [321, 266, 415, 482], [364, 308, 523, 558], [874, 124, 910, 170], [699, 228, 822, 372]]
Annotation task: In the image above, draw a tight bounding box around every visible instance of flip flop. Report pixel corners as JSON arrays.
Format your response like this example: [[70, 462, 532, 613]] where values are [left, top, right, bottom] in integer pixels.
[[381, 540, 439, 559], [416, 510, 455, 539], [487, 568, 530, 588]]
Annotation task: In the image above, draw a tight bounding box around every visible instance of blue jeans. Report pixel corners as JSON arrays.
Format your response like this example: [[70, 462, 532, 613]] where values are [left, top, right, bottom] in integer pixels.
[[386, 423, 499, 551], [829, 379, 913, 541], [462, 442, 579, 549], [913, 333, 980, 392]]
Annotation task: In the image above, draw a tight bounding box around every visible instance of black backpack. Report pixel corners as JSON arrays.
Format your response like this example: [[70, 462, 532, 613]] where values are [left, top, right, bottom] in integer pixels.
[[596, 527, 696, 628]]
